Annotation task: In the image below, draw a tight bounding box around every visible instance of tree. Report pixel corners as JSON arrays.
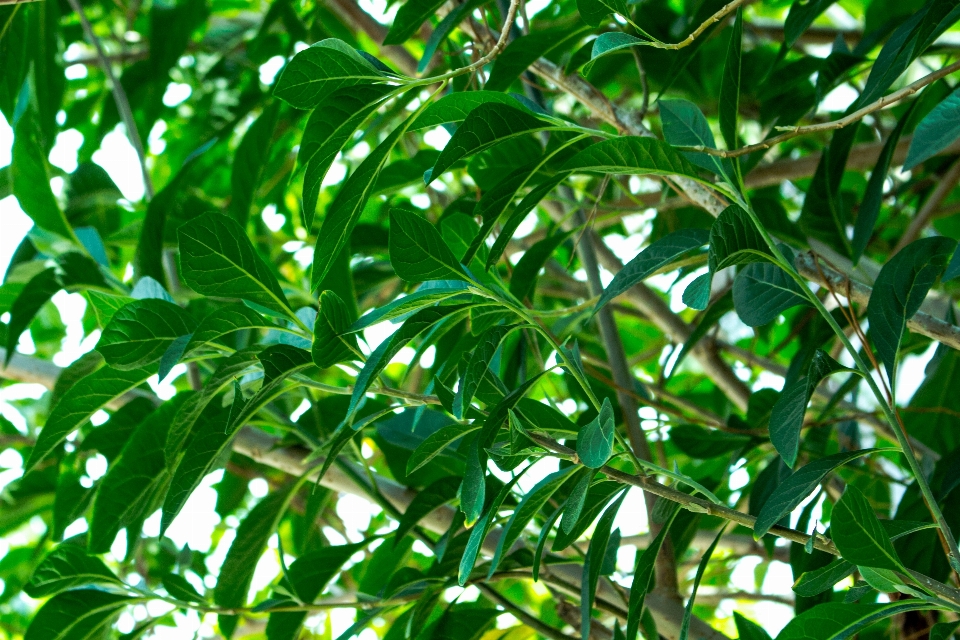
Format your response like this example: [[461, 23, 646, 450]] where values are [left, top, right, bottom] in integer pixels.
[[1, 0, 960, 637]]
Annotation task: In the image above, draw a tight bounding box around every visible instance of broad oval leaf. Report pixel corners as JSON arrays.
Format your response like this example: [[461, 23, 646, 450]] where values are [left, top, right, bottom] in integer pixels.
[[732, 261, 808, 327], [577, 397, 615, 469], [97, 298, 197, 370], [24, 589, 134, 640], [832, 485, 904, 572], [273, 39, 390, 110]]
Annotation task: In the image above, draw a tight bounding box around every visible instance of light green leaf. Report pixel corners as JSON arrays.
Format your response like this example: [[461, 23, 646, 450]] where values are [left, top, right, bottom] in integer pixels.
[[426, 103, 553, 183], [89, 394, 191, 552], [26, 364, 156, 473], [298, 85, 394, 230], [832, 485, 904, 572], [754, 449, 877, 538], [867, 236, 956, 382], [389, 208, 467, 282], [596, 229, 709, 312], [97, 298, 197, 370], [24, 590, 134, 640], [86, 290, 134, 328], [776, 602, 941, 640], [24, 545, 122, 598], [577, 397, 615, 469], [273, 39, 390, 110], [769, 350, 850, 467], [178, 213, 292, 317]]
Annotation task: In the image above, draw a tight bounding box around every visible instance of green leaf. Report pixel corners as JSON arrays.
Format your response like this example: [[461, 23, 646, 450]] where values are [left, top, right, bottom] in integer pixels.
[[582, 492, 626, 640], [754, 449, 877, 538], [670, 292, 733, 375], [312, 97, 428, 289], [509, 229, 576, 301], [458, 470, 526, 585], [784, 0, 836, 47], [312, 290, 360, 368], [792, 558, 856, 597], [561, 469, 593, 535], [347, 305, 470, 418], [769, 350, 849, 467], [185, 304, 271, 356], [577, 397, 615, 468], [383, 0, 445, 44], [678, 526, 725, 640], [89, 394, 191, 552], [718, 9, 742, 151], [732, 260, 808, 327], [4, 267, 61, 363], [265, 543, 367, 640], [410, 91, 528, 131], [681, 272, 712, 311], [393, 476, 460, 544], [24, 589, 134, 640], [853, 104, 913, 263], [24, 545, 121, 598], [485, 173, 569, 267], [867, 236, 956, 382], [776, 602, 941, 640], [26, 364, 156, 473], [273, 39, 389, 110], [87, 290, 134, 328], [485, 27, 590, 92], [178, 213, 292, 317], [453, 324, 518, 419], [230, 101, 279, 227], [588, 33, 648, 62], [561, 136, 704, 182], [832, 486, 904, 571], [389, 208, 467, 282], [733, 612, 772, 640], [215, 479, 303, 636], [595, 229, 708, 312], [660, 99, 730, 176], [709, 204, 773, 271], [162, 408, 242, 534], [625, 503, 680, 640], [164, 347, 261, 466], [11, 108, 74, 240], [488, 466, 577, 577], [298, 85, 394, 230], [426, 104, 552, 183], [931, 621, 960, 640], [669, 425, 750, 459], [162, 573, 206, 604], [406, 422, 480, 475], [97, 298, 197, 370], [348, 282, 470, 333]]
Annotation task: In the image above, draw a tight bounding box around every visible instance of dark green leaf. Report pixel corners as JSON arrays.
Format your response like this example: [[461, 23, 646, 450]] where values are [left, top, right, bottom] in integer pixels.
[[776, 602, 940, 640], [718, 9, 742, 151], [625, 503, 680, 640], [792, 558, 856, 597], [832, 485, 904, 571], [561, 136, 704, 183], [4, 267, 61, 363], [561, 469, 593, 535], [485, 27, 589, 92], [389, 208, 467, 282], [406, 422, 480, 475], [384, 0, 445, 45], [769, 350, 849, 467], [660, 99, 730, 176], [162, 573, 206, 605], [458, 471, 526, 585], [754, 449, 876, 538], [596, 229, 708, 312], [732, 260, 808, 327], [709, 204, 773, 271], [97, 298, 197, 370], [577, 397, 615, 469], [669, 425, 750, 459], [24, 545, 121, 598], [905, 86, 960, 171], [582, 492, 625, 640], [410, 92, 528, 130], [784, 0, 836, 47], [24, 590, 133, 640], [453, 324, 518, 419], [312, 290, 360, 368], [11, 108, 74, 240], [185, 304, 271, 355], [394, 476, 460, 544], [26, 365, 156, 473], [230, 102, 279, 227], [733, 612, 772, 640], [509, 229, 576, 301], [273, 39, 389, 110], [867, 236, 956, 382], [178, 213, 292, 317], [678, 526, 725, 640]]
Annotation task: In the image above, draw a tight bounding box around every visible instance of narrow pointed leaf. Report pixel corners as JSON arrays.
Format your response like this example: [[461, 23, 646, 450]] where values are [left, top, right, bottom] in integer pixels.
[[577, 397, 615, 469]]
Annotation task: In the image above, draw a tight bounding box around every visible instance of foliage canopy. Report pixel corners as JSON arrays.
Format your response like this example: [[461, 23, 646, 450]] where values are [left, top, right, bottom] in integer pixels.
[[2, 0, 960, 638]]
